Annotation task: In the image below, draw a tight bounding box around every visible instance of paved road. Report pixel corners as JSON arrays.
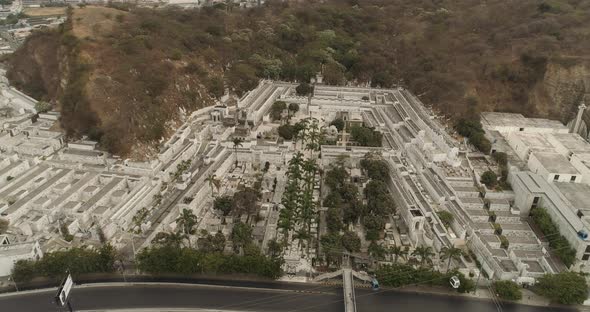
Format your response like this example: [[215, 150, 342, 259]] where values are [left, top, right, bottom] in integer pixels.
[[0, 283, 578, 312]]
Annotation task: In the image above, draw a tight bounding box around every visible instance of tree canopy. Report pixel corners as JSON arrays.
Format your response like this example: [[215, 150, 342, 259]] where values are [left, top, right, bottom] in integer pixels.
[[535, 272, 588, 305], [493, 280, 522, 301], [12, 245, 116, 283], [350, 125, 382, 147], [480, 170, 498, 188]]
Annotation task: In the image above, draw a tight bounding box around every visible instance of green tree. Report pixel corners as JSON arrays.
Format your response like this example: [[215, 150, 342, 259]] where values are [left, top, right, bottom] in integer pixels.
[[342, 231, 361, 253], [267, 239, 283, 259], [350, 125, 382, 147], [363, 214, 385, 241], [437, 211, 454, 228], [288, 103, 299, 119], [359, 154, 389, 181], [388, 245, 407, 264], [232, 137, 243, 167], [531, 207, 576, 267], [481, 170, 498, 188], [214, 196, 233, 216], [153, 231, 187, 248], [493, 280, 522, 301], [535, 272, 588, 305], [330, 118, 345, 132], [440, 246, 462, 271], [278, 124, 295, 140], [270, 101, 287, 121], [296, 82, 312, 96], [321, 232, 343, 265], [412, 246, 434, 267], [231, 222, 253, 252], [326, 207, 343, 233], [205, 173, 221, 198], [34, 101, 51, 113], [232, 188, 259, 216], [176, 208, 198, 236], [12, 245, 116, 282]]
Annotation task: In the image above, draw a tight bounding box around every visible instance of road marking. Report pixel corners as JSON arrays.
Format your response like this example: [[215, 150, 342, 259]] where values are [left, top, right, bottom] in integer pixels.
[[0, 282, 338, 298]]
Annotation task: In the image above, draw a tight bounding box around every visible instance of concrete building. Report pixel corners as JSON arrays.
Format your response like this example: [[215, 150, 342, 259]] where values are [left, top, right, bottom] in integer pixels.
[[481, 112, 569, 135], [510, 171, 590, 261], [0, 240, 42, 277]]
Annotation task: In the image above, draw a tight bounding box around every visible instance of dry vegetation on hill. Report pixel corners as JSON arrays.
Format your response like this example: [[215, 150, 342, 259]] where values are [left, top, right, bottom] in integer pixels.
[[6, 0, 590, 157]]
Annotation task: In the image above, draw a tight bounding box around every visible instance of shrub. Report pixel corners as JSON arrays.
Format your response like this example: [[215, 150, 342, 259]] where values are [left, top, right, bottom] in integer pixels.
[[455, 118, 491, 154], [530, 207, 576, 267], [535, 272, 588, 305], [295, 82, 312, 96], [278, 124, 295, 140], [350, 125, 382, 147], [330, 118, 345, 132], [136, 245, 282, 279], [214, 196, 233, 216], [481, 170, 498, 188], [377, 264, 474, 293], [342, 231, 361, 252], [12, 245, 116, 282], [34, 101, 51, 113], [493, 280, 522, 300], [270, 101, 287, 121], [499, 235, 509, 249], [437, 210, 454, 228]]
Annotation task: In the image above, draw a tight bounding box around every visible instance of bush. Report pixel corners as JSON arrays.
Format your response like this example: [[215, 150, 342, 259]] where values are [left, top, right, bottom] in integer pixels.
[[530, 207, 576, 267], [376, 264, 474, 292], [136, 245, 283, 279], [330, 118, 345, 132], [535, 272, 588, 305], [481, 170, 498, 188], [214, 196, 233, 216], [270, 101, 287, 121], [359, 155, 389, 181], [455, 118, 491, 154], [34, 101, 51, 113], [342, 231, 361, 252], [350, 125, 382, 147], [12, 245, 116, 282], [278, 124, 295, 140], [437, 210, 454, 228], [493, 280, 522, 300], [296, 82, 312, 96], [499, 235, 509, 249]]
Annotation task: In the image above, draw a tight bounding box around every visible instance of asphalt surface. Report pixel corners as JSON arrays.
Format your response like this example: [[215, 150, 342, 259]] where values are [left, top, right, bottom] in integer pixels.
[[0, 283, 579, 312]]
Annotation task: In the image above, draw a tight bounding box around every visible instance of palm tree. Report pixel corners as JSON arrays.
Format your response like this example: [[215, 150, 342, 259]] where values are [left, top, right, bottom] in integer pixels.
[[441, 246, 463, 272], [177, 209, 198, 236], [204, 174, 221, 198], [389, 245, 406, 264], [232, 137, 243, 168], [154, 231, 187, 248], [412, 246, 435, 267]]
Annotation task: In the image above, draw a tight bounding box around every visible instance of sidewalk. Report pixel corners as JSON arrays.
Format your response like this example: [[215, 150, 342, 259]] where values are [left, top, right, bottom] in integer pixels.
[[391, 285, 569, 309]]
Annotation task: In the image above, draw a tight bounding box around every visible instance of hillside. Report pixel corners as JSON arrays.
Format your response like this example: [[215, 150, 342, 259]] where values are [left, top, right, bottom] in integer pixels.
[[6, 0, 590, 157]]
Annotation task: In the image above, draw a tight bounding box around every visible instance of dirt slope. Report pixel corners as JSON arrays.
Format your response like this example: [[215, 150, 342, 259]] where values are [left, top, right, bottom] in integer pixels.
[[6, 1, 590, 157]]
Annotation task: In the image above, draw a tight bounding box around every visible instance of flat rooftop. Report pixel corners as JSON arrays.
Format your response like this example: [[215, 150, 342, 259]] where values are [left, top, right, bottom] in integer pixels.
[[550, 133, 590, 154], [0, 241, 35, 257], [532, 152, 579, 175], [512, 132, 555, 150], [555, 182, 590, 211], [506, 235, 538, 245], [481, 112, 567, 131]]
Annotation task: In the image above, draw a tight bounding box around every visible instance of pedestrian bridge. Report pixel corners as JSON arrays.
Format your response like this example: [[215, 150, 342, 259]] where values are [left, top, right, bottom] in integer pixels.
[[313, 257, 373, 312]]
